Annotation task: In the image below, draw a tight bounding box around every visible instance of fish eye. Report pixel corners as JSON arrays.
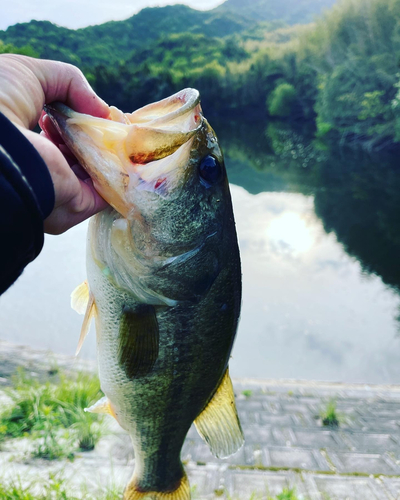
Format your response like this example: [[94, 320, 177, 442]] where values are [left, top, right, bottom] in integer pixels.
[[199, 155, 222, 186]]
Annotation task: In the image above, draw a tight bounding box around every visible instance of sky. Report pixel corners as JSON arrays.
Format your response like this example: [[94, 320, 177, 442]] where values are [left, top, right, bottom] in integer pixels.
[[1, 0, 226, 31]]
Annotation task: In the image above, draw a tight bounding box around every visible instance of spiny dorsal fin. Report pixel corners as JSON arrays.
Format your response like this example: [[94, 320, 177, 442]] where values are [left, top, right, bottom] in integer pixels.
[[75, 292, 96, 356], [71, 280, 90, 315], [118, 305, 159, 379], [85, 396, 117, 419], [194, 368, 244, 459]]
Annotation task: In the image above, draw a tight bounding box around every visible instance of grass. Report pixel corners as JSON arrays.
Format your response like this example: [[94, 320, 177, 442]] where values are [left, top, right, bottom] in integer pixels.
[[242, 390, 253, 398], [71, 408, 104, 451], [271, 488, 299, 500], [266, 488, 302, 500], [0, 368, 105, 458], [0, 481, 310, 500], [0, 474, 123, 499], [320, 399, 339, 427], [31, 421, 74, 461], [0, 474, 76, 500]]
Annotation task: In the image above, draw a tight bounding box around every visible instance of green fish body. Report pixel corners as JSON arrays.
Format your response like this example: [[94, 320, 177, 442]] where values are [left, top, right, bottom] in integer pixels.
[[46, 89, 243, 500]]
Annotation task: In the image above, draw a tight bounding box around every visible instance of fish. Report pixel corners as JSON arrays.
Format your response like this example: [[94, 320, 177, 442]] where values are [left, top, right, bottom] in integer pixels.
[[45, 89, 243, 500]]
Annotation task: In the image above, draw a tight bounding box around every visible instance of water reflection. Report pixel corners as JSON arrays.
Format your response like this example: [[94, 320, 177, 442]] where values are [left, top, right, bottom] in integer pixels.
[[267, 211, 315, 255], [313, 149, 400, 291], [217, 119, 400, 383], [230, 186, 400, 383], [220, 119, 400, 291]]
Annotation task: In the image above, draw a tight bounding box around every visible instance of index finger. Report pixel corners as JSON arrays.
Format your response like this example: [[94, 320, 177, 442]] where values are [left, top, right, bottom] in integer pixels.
[[1, 55, 109, 127], [33, 57, 110, 118]]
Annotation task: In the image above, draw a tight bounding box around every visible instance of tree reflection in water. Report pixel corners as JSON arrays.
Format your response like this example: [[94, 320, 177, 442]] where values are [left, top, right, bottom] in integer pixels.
[[217, 119, 400, 380], [218, 119, 400, 293]]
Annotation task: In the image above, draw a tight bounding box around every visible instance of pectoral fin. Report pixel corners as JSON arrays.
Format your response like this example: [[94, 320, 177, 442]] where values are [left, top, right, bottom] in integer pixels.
[[194, 368, 244, 459], [71, 281, 96, 356], [118, 305, 159, 379], [71, 281, 90, 315]]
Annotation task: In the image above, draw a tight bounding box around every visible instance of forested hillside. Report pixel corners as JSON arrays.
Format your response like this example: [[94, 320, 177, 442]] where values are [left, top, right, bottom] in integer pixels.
[[2, 0, 400, 149], [217, 0, 337, 25], [0, 0, 335, 66], [0, 6, 255, 66]]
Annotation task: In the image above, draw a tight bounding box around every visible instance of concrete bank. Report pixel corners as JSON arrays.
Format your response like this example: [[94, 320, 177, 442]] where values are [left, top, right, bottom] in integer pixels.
[[0, 340, 400, 499]]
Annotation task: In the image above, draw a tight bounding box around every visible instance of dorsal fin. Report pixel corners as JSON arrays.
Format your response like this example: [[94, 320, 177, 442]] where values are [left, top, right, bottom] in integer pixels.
[[194, 368, 244, 459]]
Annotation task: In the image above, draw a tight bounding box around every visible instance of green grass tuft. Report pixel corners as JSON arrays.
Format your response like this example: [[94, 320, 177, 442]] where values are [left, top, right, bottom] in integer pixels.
[[242, 390, 253, 398], [320, 399, 339, 427], [31, 421, 74, 461], [276, 488, 299, 500], [267, 488, 300, 500], [0, 474, 123, 499], [70, 407, 104, 451], [0, 474, 74, 500], [0, 368, 105, 458]]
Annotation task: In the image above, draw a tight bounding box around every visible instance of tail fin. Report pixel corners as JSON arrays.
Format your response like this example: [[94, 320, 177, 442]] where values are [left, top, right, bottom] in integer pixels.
[[124, 472, 190, 500]]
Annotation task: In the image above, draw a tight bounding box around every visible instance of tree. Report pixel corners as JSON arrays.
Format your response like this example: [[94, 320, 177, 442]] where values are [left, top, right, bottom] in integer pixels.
[[267, 82, 297, 117]]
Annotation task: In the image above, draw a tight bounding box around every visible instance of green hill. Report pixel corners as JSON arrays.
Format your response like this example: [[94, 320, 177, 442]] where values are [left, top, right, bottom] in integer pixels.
[[0, 5, 255, 66], [0, 1, 340, 66], [216, 0, 338, 25]]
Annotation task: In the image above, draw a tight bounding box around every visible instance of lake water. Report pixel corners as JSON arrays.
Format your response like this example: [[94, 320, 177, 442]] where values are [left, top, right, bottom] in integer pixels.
[[1, 122, 400, 384]]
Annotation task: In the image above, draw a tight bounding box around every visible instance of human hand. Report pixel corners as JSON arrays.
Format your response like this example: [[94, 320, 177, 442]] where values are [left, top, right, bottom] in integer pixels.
[[0, 54, 110, 234]]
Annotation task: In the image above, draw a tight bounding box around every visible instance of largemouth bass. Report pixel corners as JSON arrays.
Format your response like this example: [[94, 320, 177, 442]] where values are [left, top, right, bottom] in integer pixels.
[[45, 89, 243, 500]]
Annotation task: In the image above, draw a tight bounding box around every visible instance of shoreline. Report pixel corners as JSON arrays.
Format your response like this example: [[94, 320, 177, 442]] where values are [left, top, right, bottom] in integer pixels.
[[1, 339, 400, 498], [2, 339, 400, 391]]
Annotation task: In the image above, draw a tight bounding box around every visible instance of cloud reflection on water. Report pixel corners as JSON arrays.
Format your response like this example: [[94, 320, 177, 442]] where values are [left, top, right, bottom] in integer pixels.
[[0, 184, 400, 383], [268, 213, 315, 256], [230, 185, 400, 384]]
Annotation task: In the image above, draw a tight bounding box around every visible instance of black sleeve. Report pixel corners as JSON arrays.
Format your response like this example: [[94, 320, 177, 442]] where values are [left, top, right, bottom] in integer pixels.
[[0, 112, 55, 295]]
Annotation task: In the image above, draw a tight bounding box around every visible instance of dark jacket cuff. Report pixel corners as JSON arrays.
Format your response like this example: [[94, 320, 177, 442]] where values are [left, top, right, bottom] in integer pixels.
[[0, 112, 55, 219], [0, 112, 55, 294]]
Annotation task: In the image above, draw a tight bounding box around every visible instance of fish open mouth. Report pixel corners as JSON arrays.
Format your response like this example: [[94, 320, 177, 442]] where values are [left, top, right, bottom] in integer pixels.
[[45, 89, 204, 217]]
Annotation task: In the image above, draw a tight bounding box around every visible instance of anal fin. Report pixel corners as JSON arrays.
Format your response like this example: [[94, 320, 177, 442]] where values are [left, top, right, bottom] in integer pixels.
[[194, 368, 244, 459]]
